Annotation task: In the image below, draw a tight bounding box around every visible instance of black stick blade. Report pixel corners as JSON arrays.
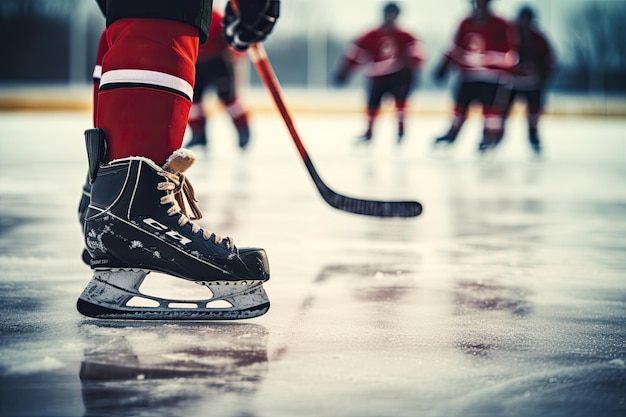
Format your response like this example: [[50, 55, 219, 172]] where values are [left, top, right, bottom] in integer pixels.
[[323, 190, 423, 218], [304, 157, 423, 218]]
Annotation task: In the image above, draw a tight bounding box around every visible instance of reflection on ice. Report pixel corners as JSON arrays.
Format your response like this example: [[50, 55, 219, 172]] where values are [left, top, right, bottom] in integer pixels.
[[79, 322, 268, 416], [314, 264, 417, 304], [454, 280, 531, 316]]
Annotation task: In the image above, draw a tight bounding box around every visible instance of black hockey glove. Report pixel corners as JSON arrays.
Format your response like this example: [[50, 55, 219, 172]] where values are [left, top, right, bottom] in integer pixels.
[[334, 67, 350, 86], [434, 57, 450, 83], [223, 0, 280, 51]]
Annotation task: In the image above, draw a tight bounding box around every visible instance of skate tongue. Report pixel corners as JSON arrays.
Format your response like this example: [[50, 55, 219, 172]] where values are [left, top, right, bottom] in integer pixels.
[[164, 149, 196, 173], [161, 149, 202, 221]]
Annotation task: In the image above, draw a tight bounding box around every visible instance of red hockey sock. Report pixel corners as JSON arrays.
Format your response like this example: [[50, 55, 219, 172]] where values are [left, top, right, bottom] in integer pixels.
[[91, 29, 108, 127], [483, 106, 503, 138], [222, 98, 248, 128], [187, 102, 206, 132], [366, 108, 378, 131], [232, 113, 249, 132], [96, 19, 199, 165]]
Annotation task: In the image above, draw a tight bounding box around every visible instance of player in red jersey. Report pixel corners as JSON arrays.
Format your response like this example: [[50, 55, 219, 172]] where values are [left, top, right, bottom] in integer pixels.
[[334, 2, 424, 144], [75, 0, 280, 320], [434, 0, 517, 152], [186, 9, 251, 151], [500, 6, 556, 155]]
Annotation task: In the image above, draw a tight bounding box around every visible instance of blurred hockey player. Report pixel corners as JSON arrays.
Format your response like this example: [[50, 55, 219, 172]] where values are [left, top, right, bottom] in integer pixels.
[[186, 8, 251, 151], [334, 2, 424, 144], [77, 0, 279, 320], [433, 0, 517, 152], [500, 6, 555, 155]]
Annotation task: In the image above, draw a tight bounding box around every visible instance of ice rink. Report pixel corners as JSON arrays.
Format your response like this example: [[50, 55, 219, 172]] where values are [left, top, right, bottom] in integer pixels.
[[0, 104, 625, 416]]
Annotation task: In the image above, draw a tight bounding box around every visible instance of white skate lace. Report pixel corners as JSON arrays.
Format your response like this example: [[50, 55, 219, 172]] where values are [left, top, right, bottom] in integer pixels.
[[157, 171, 235, 250]]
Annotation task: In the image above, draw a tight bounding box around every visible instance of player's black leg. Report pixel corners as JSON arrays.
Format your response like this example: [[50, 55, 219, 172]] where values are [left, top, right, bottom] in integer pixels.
[[435, 82, 472, 146], [358, 81, 383, 143], [527, 90, 543, 155]]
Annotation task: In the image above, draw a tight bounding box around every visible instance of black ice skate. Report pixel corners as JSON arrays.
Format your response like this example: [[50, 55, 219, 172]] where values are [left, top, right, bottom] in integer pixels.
[[433, 134, 456, 146], [529, 134, 541, 155], [478, 135, 501, 153], [184, 126, 208, 149], [397, 121, 405, 144], [77, 130, 270, 320], [355, 129, 373, 145], [237, 125, 251, 150]]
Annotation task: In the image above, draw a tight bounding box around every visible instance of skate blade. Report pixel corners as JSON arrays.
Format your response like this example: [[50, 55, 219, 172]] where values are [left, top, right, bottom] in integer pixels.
[[77, 270, 270, 320]]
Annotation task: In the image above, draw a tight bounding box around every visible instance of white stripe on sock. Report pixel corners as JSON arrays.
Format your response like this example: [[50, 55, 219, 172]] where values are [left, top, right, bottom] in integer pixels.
[[100, 69, 193, 100]]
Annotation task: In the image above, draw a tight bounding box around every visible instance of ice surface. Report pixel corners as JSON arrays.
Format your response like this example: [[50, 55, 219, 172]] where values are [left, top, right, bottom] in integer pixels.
[[0, 109, 625, 416], [5, 356, 65, 375]]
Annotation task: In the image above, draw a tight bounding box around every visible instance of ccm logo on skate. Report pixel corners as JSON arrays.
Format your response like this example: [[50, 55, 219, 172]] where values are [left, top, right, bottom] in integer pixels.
[[143, 218, 192, 245]]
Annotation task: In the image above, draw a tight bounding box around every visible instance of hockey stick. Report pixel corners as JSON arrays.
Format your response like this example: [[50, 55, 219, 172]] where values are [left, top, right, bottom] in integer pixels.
[[229, 2, 422, 218]]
